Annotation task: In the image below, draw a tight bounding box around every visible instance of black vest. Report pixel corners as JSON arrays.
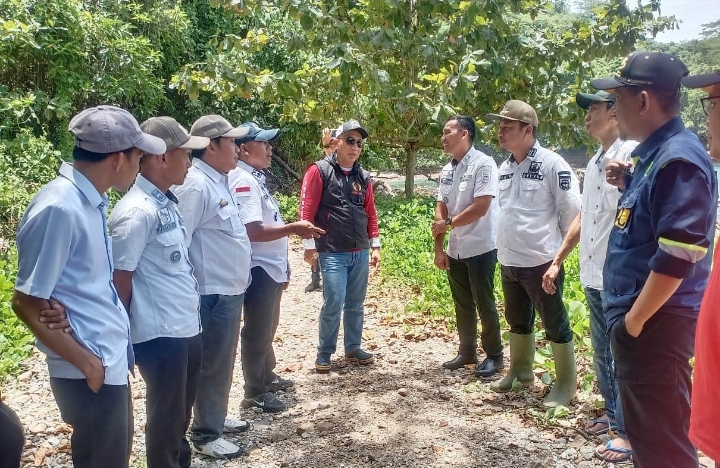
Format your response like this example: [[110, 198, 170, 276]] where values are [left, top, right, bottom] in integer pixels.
[[313, 155, 371, 253]]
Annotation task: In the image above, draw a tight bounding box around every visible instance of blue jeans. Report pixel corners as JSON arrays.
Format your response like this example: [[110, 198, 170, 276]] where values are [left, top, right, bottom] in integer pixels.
[[190, 293, 244, 445], [317, 250, 369, 355], [586, 287, 625, 436]]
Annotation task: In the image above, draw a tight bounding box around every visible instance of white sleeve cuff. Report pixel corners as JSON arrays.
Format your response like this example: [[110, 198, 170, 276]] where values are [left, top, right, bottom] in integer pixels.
[[302, 238, 316, 250], [371, 237, 381, 248]]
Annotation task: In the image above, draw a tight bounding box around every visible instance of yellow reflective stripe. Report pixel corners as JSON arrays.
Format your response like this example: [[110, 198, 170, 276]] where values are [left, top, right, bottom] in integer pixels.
[[658, 237, 708, 254]]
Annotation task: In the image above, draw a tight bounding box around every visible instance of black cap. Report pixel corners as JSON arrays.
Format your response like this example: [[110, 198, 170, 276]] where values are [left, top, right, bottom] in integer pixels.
[[682, 70, 720, 89], [590, 51, 688, 90], [575, 90, 616, 110]]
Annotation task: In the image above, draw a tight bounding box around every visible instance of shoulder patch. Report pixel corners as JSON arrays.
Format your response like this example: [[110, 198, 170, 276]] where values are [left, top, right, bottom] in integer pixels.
[[480, 168, 491, 183], [558, 171, 571, 191], [235, 185, 252, 197]]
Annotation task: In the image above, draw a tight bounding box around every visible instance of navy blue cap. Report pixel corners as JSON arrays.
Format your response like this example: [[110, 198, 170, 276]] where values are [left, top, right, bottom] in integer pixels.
[[591, 51, 688, 90], [682, 70, 720, 89], [236, 122, 279, 144]]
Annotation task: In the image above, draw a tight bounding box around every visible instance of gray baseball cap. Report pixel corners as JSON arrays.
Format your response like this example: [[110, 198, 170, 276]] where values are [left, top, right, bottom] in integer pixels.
[[335, 120, 368, 139], [69, 106, 166, 155], [141, 117, 210, 152], [190, 115, 249, 139]]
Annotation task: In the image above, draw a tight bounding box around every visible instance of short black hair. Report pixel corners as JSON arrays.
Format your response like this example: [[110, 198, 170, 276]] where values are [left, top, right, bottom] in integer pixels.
[[192, 137, 222, 159], [72, 146, 133, 162], [628, 86, 682, 114], [447, 115, 476, 142]]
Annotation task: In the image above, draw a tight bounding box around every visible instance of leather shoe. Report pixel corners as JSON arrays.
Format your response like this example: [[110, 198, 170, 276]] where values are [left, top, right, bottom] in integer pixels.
[[474, 357, 504, 377], [442, 353, 478, 370]]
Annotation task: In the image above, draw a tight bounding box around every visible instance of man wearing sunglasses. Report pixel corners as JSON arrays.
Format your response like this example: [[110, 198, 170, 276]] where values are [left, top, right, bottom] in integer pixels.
[[685, 69, 720, 468], [595, 52, 716, 468], [299, 120, 381, 373]]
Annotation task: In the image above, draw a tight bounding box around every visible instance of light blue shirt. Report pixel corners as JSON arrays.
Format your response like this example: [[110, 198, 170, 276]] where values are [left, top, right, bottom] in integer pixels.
[[15, 162, 133, 385], [108, 175, 201, 344]]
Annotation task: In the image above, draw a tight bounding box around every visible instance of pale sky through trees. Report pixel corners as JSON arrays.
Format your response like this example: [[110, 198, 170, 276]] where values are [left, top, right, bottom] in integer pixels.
[[654, 0, 719, 43]]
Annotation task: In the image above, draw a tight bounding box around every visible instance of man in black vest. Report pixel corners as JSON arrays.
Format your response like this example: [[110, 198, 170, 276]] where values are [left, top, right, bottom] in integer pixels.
[[299, 120, 381, 373]]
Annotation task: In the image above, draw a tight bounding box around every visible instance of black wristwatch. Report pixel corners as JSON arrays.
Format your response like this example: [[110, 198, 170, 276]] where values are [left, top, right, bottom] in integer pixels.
[[445, 216, 452, 226]]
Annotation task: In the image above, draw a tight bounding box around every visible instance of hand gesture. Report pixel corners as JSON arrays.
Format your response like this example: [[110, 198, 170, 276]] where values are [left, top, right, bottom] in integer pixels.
[[293, 220, 325, 239], [606, 159, 633, 190]]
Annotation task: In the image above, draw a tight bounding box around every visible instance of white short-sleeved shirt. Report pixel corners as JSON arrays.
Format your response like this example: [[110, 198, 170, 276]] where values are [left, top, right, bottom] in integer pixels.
[[172, 158, 252, 296], [228, 161, 289, 283], [436, 147, 499, 259], [579, 138, 637, 289], [497, 141, 581, 268], [15, 163, 132, 385], [108, 175, 201, 344]]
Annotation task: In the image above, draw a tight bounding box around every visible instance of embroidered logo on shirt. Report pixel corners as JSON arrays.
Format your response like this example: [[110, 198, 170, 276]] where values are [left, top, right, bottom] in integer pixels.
[[351, 181, 363, 194], [529, 161, 542, 174], [156, 208, 177, 233], [558, 171, 571, 191], [170, 251, 181, 263], [151, 189, 167, 203], [615, 207, 631, 229], [480, 169, 491, 183], [499, 173, 514, 181]]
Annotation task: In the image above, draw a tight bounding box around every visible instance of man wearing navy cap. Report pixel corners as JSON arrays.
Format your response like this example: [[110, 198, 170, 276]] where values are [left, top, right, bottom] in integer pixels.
[[12, 105, 166, 468], [594, 52, 717, 468], [229, 123, 324, 412], [685, 69, 720, 468], [542, 91, 637, 462]]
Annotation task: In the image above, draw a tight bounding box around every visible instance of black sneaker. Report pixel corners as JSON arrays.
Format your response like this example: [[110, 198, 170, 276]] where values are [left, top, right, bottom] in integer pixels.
[[345, 348, 375, 365], [241, 392, 286, 413], [315, 353, 332, 373], [267, 375, 294, 392]]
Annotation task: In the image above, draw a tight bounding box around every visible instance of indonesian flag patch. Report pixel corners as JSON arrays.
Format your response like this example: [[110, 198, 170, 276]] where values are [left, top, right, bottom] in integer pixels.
[[235, 185, 251, 197]]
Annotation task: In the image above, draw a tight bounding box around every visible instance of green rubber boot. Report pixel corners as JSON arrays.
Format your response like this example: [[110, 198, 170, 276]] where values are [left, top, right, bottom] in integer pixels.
[[491, 332, 535, 393], [543, 341, 577, 408]]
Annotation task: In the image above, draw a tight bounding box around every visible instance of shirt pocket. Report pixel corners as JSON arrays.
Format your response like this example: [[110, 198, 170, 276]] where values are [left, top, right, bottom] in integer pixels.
[[520, 180, 543, 206], [217, 203, 242, 232], [155, 229, 187, 270]]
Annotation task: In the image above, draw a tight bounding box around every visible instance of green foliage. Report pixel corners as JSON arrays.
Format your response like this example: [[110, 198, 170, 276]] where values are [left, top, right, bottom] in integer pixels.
[[275, 193, 300, 223], [0, 247, 33, 382]]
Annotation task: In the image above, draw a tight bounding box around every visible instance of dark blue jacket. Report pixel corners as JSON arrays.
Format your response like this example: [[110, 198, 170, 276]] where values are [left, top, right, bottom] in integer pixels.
[[604, 117, 717, 327]]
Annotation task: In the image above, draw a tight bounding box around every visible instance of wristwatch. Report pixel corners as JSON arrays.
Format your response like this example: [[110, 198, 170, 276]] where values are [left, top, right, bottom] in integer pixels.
[[445, 217, 452, 226]]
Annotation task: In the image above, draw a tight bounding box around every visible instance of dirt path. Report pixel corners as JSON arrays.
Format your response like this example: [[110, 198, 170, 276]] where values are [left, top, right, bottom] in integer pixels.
[[2, 241, 654, 468]]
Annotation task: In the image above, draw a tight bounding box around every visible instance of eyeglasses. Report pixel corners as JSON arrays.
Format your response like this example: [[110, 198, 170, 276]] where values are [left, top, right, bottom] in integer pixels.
[[701, 95, 720, 116], [345, 137, 364, 148]]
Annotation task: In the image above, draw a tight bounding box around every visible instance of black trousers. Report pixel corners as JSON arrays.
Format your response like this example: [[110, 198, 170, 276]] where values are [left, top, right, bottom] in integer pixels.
[[242, 266, 284, 397], [50, 378, 132, 468], [0, 401, 24, 468], [611, 312, 697, 468], [500, 261, 573, 343], [134, 335, 202, 468], [447, 249, 502, 359]]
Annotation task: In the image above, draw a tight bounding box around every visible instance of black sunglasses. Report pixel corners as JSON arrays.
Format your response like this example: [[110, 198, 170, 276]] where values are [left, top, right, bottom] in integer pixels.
[[701, 95, 720, 116], [345, 137, 364, 148]]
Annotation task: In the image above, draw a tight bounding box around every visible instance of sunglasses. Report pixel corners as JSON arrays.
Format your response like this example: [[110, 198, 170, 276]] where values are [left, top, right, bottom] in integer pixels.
[[345, 137, 364, 148], [701, 95, 720, 116]]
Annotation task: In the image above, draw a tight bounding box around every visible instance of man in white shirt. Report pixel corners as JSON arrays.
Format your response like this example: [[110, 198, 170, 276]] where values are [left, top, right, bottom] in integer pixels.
[[430, 116, 503, 377], [173, 115, 251, 459], [108, 117, 209, 468], [229, 123, 324, 413], [487, 100, 581, 408], [542, 92, 636, 461], [12, 106, 165, 468]]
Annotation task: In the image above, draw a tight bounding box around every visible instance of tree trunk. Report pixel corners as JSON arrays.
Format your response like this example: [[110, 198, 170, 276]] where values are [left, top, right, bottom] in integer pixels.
[[404, 147, 416, 198]]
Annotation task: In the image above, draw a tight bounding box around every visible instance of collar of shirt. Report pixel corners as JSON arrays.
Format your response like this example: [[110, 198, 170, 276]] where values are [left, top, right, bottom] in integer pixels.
[[237, 160, 266, 185], [58, 162, 109, 213], [134, 174, 178, 206], [507, 140, 540, 164], [633, 116, 685, 165], [193, 157, 225, 184]]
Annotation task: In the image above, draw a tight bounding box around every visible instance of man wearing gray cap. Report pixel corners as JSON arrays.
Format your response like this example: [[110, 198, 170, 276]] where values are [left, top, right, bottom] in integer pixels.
[[172, 115, 251, 459], [107, 117, 208, 468], [229, 123, 324, 412], [299, 120, 381, 373], [486, 100, 581, 408], [595, 51, 716, 468], [12, 105, 165, 468], [541, 91, 636, 461]]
